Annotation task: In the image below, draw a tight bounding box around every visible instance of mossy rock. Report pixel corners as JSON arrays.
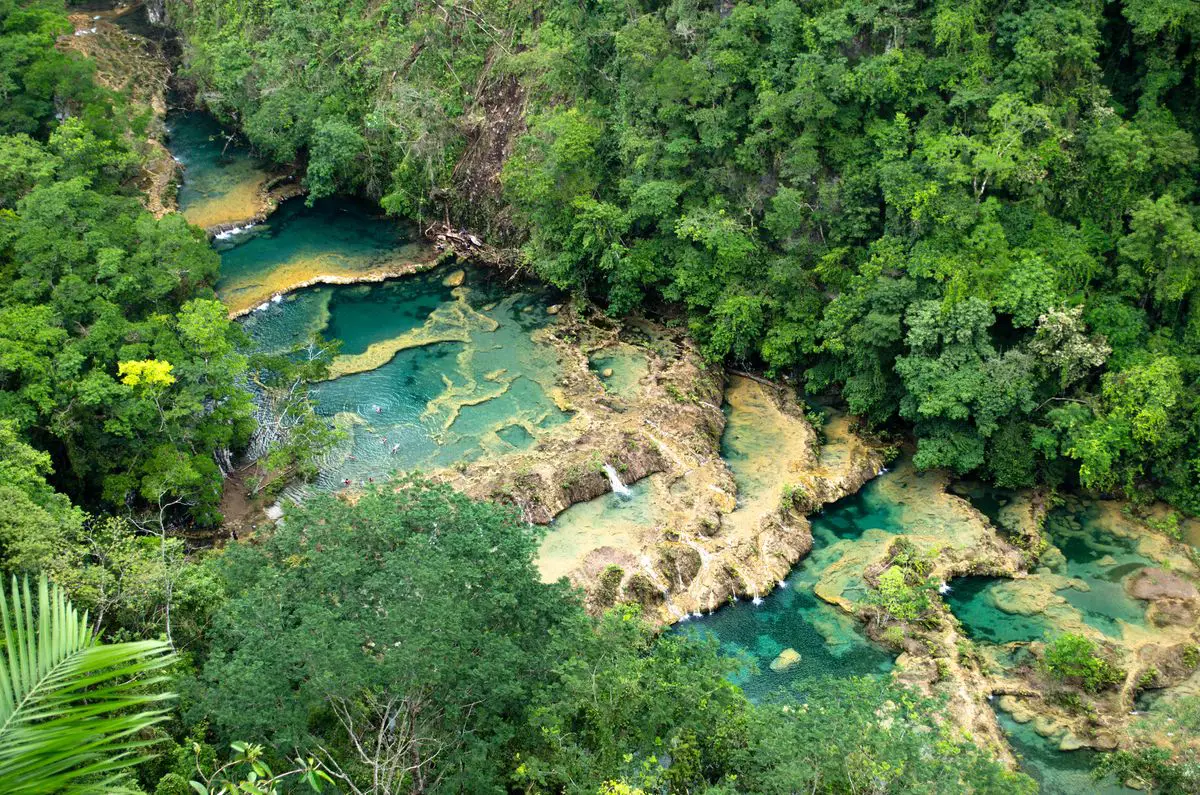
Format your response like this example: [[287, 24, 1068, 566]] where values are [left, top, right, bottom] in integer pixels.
[[624, 572, 662, 607], [594, 565, 625, 607]]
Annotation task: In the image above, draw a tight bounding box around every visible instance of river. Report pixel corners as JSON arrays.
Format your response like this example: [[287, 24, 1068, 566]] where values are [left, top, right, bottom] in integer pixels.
[[167, 108, 1196, 794]]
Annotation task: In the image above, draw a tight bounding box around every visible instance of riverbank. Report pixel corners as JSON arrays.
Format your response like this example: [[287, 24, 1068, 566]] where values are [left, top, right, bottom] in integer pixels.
[[151, 45, 1198, 790]]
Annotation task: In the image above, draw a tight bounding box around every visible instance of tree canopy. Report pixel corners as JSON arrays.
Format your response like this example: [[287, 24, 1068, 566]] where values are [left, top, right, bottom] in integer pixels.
[[169, 0, 1200, 510]]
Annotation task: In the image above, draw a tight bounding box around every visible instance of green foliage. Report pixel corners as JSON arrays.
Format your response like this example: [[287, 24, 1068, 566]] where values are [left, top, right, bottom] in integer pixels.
[[1095, 695, 1200, 793], [192, 479, 577, 791], [0, 575, 176, 792], [514, 606, 751, 792], [733, 678, 1036, 794], [169, 0, 1200, 510], [871, 566, 939, 624], [1039, 634, 1125, 694], [0, 1, 257, 526], [869, 539, 940, 625], [186, 741, 331, 795]]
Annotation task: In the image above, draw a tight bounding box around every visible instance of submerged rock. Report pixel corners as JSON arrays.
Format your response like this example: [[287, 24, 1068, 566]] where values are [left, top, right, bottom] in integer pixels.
[[770, 648, 802, 672], [442, 269, 466, 287], [1058, 733, 1087, 751]]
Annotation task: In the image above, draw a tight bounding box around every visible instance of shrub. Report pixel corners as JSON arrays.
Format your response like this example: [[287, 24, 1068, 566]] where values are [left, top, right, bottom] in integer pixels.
[[595, 565, 625, 606], [1040, 634, 1124, 693], [871, 566, 937, 623]]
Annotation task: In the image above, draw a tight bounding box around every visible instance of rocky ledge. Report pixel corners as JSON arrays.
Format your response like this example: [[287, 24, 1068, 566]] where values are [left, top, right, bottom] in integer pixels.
[[438, 304, 885, 624]]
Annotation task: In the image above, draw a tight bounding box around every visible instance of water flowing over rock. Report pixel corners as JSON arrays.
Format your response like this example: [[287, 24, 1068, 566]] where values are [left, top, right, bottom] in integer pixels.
[[603, 463, 631, 498]]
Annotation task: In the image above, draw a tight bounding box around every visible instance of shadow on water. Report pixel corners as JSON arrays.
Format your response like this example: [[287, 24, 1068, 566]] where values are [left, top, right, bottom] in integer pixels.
[[166, 109, 272, 231]]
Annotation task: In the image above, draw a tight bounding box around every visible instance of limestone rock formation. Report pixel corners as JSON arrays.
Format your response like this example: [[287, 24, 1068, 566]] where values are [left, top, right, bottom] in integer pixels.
[[770, 648, 802, 672]]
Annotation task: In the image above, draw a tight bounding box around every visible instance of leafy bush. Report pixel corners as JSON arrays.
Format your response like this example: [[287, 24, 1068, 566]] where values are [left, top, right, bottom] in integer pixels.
[[1040, 634, 1124, 693]]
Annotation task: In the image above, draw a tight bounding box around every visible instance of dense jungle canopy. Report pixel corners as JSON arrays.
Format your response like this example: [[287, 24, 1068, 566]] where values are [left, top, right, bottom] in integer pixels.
[[168, 0, 1200, 510], [1, 0, 1199, 791]]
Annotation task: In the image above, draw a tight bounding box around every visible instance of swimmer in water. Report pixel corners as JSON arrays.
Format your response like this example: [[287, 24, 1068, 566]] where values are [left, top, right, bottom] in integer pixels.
[[343, 479, 351, 486]]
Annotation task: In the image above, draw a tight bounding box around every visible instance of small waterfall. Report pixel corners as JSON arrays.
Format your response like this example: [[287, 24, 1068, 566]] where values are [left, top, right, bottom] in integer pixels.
[[603, 462, 631, 498]]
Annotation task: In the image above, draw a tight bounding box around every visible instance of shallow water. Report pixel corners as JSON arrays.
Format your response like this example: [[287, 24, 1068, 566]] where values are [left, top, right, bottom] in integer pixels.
[[716, 376, 819, 551], [946, 502, 1153, 644], [944, 576, 1052, 644], [243, 262, 570, 487], [215, 197, 432, 316], [538, 477, 658, 583], [167, 110, 272, 230], [168, 107, 1155, 788], [680, 489, 897, 699], [589, 344, 650, 395], [943, 496, 1161, 791], [994, 709, 1130, 794], [680, 401, 898, 698]]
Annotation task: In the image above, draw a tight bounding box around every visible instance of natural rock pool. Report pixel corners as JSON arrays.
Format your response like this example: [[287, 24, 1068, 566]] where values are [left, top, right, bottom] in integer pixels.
[[945, 501, 1157, 646], [168, 109, 1198, 794], [167, 109, 273, 232], [679, 477, 898, 699], [214, 197, 435, 317]]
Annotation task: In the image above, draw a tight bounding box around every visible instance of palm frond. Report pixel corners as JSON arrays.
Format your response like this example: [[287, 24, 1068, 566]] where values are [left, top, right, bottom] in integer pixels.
[[0, 575, 176, 793]]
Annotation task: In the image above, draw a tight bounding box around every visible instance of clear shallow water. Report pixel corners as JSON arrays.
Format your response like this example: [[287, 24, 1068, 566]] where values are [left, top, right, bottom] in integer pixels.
[[165, 110, 568, 489], [538, 478, 657, 583], [944, 497, 1157, 791], [944, 576, 1052, 644], [680, 424, 898, 699], [240, 258, 569, 487], [588, 345, 650, 395], [946, 503, 1153, 644], [167, 110, 271, 230], [214, 197, 431, 316], [995, 709, 1130, 794], [168, 106, 1149, 789]]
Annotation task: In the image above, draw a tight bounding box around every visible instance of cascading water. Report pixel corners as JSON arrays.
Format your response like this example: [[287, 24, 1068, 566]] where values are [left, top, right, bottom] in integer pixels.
[[603, 463, 632, 498]]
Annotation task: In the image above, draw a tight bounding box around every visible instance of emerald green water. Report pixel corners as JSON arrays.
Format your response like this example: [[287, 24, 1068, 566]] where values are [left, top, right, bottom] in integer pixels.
[[945, 503, 1153, 643], [241, 261, 569, 488], [944, 577, 1051, 644], [166, 110, 271, 231], [943, 497, 1158, 793], [994, 709, 1129, 794], [680, 442, 899, 699], [214, 197, 430, 315], [164, 109, 569, 489], [167, 109, 1164, 789]]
